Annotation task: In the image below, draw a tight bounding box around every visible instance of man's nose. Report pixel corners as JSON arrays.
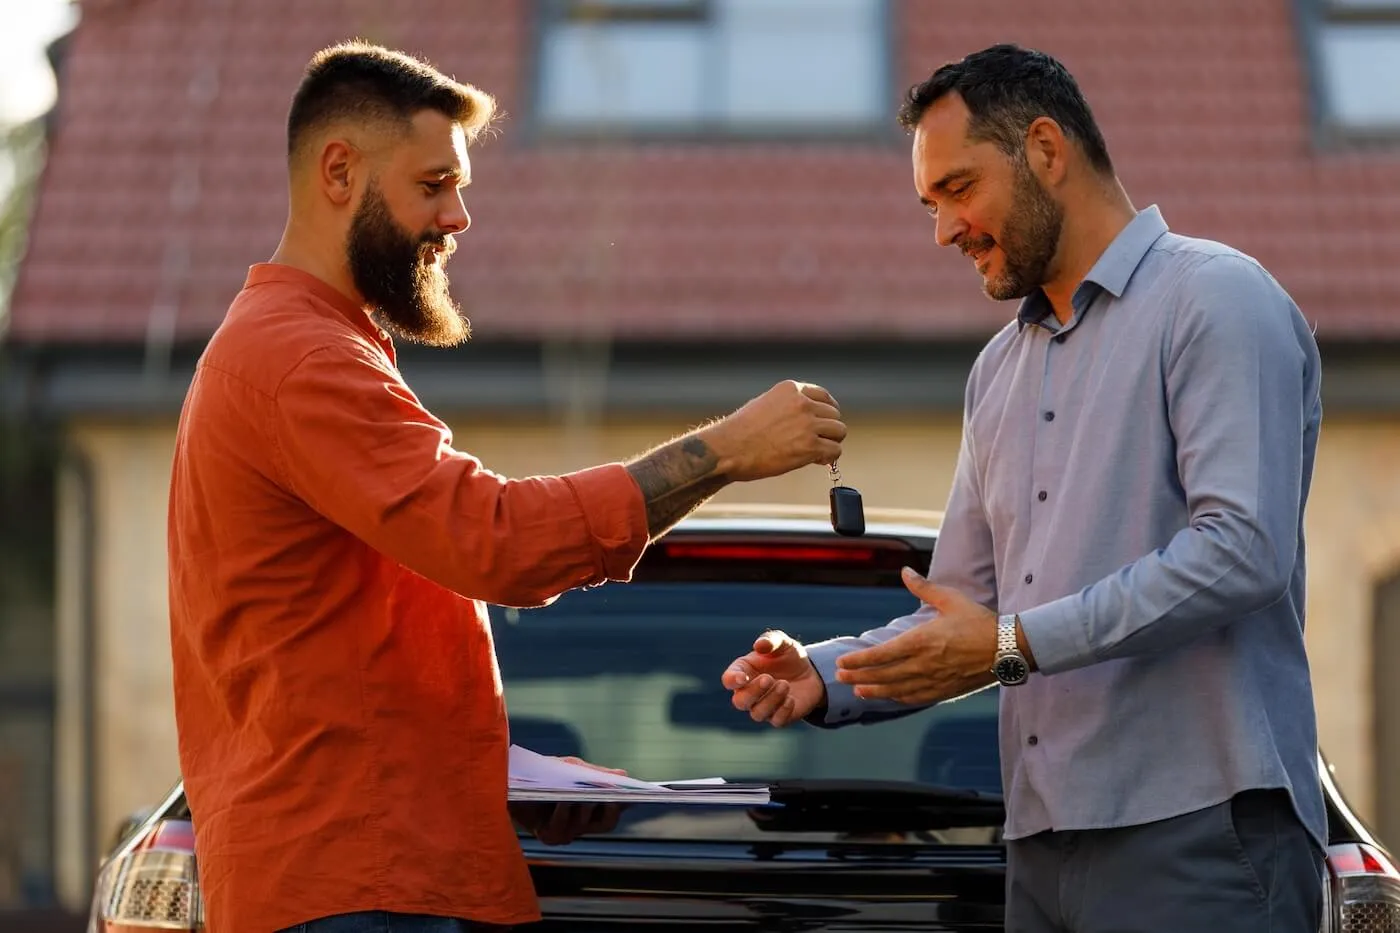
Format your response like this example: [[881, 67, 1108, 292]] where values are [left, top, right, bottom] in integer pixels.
[[439, 191, 470, 234], [934, 210, 966, 249]]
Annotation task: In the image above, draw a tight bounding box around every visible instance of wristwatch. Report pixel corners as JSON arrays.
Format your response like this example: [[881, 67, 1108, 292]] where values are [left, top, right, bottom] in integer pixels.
[[992, 613, 1030, 686]]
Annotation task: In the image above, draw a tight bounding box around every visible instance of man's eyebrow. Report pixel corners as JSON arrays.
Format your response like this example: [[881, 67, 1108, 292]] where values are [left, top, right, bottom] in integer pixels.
[[423, 166, 469, 184]]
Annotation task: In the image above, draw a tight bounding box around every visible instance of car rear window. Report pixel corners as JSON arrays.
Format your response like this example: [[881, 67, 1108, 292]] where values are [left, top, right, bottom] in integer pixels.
[[492, 574, 1001, 795]]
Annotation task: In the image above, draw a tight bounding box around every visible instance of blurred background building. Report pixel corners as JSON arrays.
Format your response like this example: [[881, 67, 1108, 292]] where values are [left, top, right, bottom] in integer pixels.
[[0, 0, 1398, 921]]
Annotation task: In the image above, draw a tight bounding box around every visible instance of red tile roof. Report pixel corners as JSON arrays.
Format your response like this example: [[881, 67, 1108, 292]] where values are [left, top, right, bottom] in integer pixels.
[[8, 0, 1400, 343]]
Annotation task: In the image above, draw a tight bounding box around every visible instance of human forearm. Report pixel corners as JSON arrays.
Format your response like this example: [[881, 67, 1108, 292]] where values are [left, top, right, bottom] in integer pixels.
[[1017, 513, 1294, 673], [273, 347, 649, 605], [624, 432, 732, 539], [622, 378, 847, 539]]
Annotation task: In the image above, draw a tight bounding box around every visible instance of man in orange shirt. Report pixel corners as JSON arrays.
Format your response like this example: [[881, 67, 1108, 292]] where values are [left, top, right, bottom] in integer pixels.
[[167, 41, 847, 933]]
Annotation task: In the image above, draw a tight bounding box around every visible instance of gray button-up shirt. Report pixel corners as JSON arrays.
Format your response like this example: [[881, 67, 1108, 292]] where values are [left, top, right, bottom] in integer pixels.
[[807, 206, 1326, 847]]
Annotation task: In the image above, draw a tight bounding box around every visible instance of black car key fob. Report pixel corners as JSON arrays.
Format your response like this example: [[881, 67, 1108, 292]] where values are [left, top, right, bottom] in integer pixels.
[[828, 464, 865, 537]]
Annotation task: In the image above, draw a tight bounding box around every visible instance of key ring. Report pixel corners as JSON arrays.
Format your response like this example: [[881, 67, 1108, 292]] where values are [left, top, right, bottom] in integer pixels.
[[829, 462, 842, 485]]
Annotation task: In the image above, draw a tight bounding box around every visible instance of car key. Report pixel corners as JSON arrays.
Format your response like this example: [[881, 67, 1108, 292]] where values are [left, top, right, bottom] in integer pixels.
[[828, 462, 865, 537]]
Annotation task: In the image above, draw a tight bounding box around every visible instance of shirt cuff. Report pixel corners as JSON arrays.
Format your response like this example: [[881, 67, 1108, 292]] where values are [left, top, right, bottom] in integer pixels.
[[805, 639, 866, 727], [562, 463, 649, 582], [1017, 594, 1096, 675]]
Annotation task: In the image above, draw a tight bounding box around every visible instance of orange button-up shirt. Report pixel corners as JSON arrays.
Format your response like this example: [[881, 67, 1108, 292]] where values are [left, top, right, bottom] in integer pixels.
[[167, 263, 649, 933]]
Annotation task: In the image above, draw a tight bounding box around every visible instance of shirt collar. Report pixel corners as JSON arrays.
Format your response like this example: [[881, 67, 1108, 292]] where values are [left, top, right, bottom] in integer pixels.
[[1016, 205, 1170, 330], [244, 262, 394, 352]]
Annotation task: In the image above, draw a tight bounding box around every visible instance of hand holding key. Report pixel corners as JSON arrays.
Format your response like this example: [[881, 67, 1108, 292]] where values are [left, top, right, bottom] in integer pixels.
[[698, 381, 846, 482]]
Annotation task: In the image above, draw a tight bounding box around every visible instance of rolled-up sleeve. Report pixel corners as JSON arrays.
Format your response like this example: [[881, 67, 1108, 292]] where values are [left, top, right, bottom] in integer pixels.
[[1019, 255, 1315, 673], [268, 338, 649, 607]]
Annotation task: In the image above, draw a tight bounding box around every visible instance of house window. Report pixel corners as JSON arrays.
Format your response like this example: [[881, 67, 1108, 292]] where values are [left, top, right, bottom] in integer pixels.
[[1312, 0, 1400, 138], [534, 0, 890, 137]]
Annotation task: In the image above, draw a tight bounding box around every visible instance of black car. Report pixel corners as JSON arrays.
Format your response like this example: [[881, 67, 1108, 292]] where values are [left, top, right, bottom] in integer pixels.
[[90, 506, 1400, 932]]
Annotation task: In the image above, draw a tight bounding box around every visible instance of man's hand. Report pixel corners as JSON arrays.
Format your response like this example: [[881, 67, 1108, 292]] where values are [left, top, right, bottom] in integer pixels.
[[509, 757, 625, 845], [835, 568, 1004, 705], [623, 381, 845, 539], [701, 381, 846, 482], [510, 800, 622, 846], [721, 630, 827, 727]]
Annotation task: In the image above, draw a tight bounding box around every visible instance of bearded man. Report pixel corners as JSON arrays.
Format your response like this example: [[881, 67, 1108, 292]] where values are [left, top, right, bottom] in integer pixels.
[[721, 43, 1326, 933], [167, 40, 848, 933]]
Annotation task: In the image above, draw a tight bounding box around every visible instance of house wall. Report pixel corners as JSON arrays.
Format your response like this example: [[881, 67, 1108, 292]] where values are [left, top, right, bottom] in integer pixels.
[[51, 412, 1400, 905]]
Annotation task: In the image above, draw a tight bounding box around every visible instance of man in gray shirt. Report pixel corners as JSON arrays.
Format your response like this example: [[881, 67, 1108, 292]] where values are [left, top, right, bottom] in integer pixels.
[[722, 44, 1325, 932]]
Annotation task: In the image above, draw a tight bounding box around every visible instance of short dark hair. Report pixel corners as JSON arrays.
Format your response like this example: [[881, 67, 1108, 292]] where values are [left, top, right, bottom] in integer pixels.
[[287, 40, 497, 161], [897, 44, 1113, 176]]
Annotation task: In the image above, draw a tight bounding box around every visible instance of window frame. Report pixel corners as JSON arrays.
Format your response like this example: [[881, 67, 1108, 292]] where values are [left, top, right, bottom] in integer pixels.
[[1298, 0, 1400, 146], [523, 0, 900, 146]]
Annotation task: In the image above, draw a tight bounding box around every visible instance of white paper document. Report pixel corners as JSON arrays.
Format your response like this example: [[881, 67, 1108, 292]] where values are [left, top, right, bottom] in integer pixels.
[[507, 745, 770, 805]]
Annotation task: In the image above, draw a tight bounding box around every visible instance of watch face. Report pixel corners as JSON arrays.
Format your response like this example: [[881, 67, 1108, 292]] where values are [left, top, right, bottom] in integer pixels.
[[994, 655, 1029, 686]]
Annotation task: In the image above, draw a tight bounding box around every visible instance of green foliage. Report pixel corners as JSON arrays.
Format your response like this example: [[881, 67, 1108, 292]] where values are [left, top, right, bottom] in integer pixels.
[[0, 117, 47, 329]]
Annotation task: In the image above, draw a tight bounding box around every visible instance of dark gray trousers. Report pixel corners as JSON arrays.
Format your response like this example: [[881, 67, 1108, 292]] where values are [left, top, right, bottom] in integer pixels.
[[1006, 788, 1326, 933]]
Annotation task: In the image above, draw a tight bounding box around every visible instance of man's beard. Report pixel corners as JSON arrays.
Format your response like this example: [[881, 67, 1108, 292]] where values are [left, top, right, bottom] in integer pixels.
[[962, 159, 1065, 302], [346, 183, 470, 347]]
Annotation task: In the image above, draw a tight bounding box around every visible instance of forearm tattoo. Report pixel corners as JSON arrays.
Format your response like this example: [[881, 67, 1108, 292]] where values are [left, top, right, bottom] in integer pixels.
[[625, 436, 729, 538]]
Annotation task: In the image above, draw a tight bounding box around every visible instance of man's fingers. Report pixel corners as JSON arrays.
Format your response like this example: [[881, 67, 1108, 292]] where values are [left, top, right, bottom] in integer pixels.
[[588, 803, 622, 835], [836, 631, 915, 671], [851, 679, 936, 703], [730, 674, 777, 711], [569, 804, 600, 839], [799, 383, 837, 410], [770, 695, 799, 728], [558, 756, 627, 776], [814, 438, 844, 466], [814, 417, 848, 442], [722, 657, 759, 689], [748, 679, 790, 723], [538, 803, 573, 845], [838, 658, 920, 686]]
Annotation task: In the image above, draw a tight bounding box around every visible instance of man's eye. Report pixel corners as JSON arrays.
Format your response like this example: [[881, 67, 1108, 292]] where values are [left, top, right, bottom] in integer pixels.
[[422, 181, 443, 194]]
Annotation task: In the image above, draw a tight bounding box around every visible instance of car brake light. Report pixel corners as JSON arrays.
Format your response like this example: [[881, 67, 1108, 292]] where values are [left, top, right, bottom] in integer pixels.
[[90, 819, 203, 932], [661, 543, 878, 562], [1326, 842, 1400, 932]]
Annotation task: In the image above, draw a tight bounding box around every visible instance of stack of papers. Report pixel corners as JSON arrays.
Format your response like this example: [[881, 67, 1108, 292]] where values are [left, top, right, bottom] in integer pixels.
[[508, 745, 770, 805]]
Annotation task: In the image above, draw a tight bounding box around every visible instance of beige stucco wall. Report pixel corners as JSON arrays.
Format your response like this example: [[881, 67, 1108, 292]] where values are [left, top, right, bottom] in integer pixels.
[[52, 411, 1400, 905], [1306, 418, 1400, 815]]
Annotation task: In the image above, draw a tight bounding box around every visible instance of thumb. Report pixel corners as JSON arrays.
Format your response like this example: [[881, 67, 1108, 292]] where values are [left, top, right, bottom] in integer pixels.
[[559, 756, 627, 776], [754, 629, 795, 656], [901, 566, 956, 608], [722, 631, 798, 689]]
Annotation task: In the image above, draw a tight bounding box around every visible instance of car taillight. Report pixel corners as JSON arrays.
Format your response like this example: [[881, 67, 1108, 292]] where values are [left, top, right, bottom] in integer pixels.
[[89, 820, 203, 932], [1327, 842, 1400, 932], [661, 542, 879, 562]]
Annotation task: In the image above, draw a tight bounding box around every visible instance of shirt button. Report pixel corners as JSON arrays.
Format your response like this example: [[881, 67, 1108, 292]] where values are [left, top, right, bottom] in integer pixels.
[[1053, 334, 1066, 344], [1037, 490, 1048, 502], [1024, 573, 1034, 584], [1043, 411, 1055, 422], [1028, 735, 1039, 746]]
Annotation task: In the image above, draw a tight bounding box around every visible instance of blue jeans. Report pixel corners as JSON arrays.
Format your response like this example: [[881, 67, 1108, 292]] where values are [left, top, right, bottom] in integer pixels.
[[279, 911, 512, 933]]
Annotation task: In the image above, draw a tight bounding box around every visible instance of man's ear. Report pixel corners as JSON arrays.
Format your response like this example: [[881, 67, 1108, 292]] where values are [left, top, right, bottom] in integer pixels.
[[1024, 116, 1069, 187], [318, 139, 358, 207]]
